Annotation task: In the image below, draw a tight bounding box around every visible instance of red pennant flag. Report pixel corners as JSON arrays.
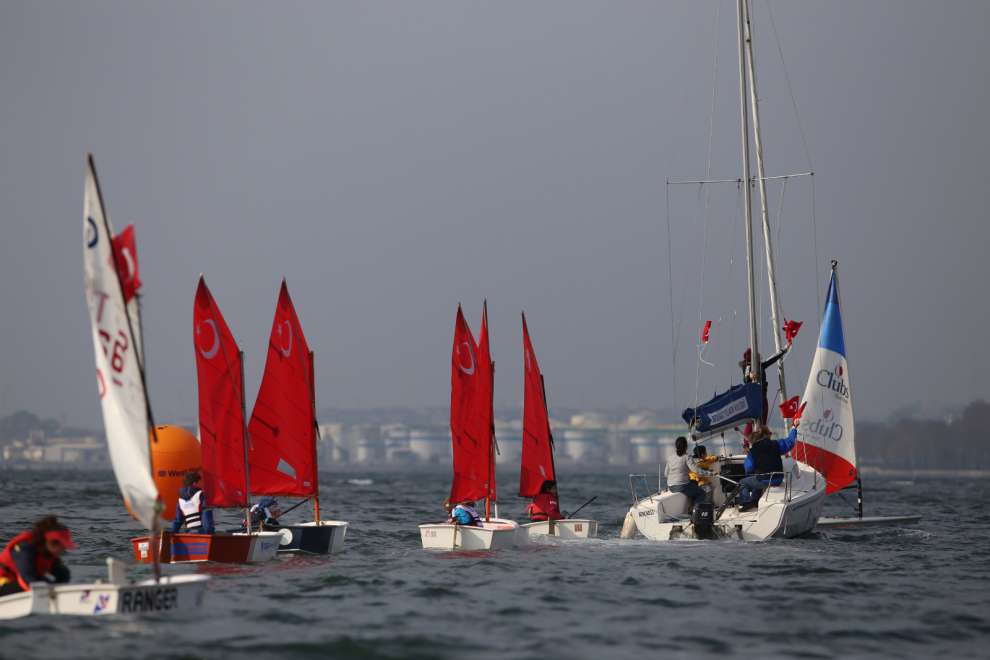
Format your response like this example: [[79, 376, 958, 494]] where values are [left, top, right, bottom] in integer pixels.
[[701, 320, 712, 344], [779, 395, 801, 419], [794, 401, 808, 420], [112, 225, 142, 303], [783, 319, 803, 345]]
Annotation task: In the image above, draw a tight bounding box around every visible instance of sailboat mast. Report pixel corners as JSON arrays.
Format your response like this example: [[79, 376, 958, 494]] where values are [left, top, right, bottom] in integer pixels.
[[239, 350, 252, 532], [736, 0, 760, 382], [309, 350, 321, 523], [743, 0, 788, 402]]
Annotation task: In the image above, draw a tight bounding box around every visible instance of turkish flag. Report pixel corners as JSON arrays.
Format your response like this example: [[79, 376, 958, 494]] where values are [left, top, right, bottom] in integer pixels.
[[701, 320, 712, 344], [783, 319, 803, 345], [780, 395, 801, 419], [795, 401, 808, 420], [112, 225, 142, 303]]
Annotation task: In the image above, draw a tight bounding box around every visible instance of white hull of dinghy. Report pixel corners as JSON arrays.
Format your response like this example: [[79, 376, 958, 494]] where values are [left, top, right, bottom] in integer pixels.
[[419, 518, 520, 550], [520, 519, 598, 540], [231, 531, 282, 562], [0, 574, 210, 619], [627, 458, 826, 541]]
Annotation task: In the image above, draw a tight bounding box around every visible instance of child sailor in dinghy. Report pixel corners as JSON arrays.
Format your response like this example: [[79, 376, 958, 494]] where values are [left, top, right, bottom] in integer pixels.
[[244, 497, 282, 531], [172, 471, 215, 534], [447, 501, 482, 527], [0, 516, 75, 596], [526, 480, 564, 522]]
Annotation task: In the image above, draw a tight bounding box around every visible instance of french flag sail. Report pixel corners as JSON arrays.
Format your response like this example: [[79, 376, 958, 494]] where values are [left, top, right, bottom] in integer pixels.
[[248, 281, 317, 499], [794, 264, 857, 494], [448, 305, 495, 507], [83, 155, 161, 530], [519, 313, 556, 498], [193, 277, 249, 508]]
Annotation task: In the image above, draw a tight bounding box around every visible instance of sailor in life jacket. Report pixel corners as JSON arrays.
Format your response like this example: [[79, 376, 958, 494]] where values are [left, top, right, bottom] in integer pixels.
[[245, 496, 282, 531], [171, 471, 215, 534], [526, 480, 564, 522], [0, 515, 75, 596], [448, 501, 482, 526]]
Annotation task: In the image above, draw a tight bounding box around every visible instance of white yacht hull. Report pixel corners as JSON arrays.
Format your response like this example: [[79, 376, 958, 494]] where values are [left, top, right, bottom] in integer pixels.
[[520, 519, 598, 540], [419, 518, 520, 550], [626, 458, 826, 541]]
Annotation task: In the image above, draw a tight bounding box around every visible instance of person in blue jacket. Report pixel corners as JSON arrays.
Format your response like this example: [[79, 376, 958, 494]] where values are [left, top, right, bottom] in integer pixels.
[[246, 497, 282, 530], [738, 420, 799, 511], [447, 500, 482, 526], [171, 471, 215, 534]]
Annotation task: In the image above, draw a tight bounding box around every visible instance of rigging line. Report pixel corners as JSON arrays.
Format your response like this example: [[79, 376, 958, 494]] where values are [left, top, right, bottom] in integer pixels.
[[665, 179, 677, 409], [694, 0, 721, 408], [811, 174, 822, 328], [668, 172, 812, 185], [766, 0, 813, 171], [773, 177, 788, 320]]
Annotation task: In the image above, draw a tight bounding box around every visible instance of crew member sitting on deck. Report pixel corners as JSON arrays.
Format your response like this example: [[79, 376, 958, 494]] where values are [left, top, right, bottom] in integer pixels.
[[526, 480, 564, 522], [666, 436, 710, 506], [246, 497, 282, 530], [738, 420, 799, 511], [0, 515, 75, 596], [448, 501, 482, 526], [172, 471, 214, 534]]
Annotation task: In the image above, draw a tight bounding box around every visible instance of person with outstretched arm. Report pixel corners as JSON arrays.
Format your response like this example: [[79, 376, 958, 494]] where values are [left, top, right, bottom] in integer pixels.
[[0, 515, 75, 596], [737, 420, 799, 511]]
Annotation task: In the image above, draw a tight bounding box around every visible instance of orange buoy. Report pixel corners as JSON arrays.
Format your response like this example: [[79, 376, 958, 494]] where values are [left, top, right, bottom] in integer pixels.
[[150, 425, 202, 521]]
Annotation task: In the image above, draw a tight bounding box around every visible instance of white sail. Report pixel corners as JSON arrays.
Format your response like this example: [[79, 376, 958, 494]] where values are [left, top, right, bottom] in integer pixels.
[[83, 156, 160, 529], [794, 265, 857, 494]]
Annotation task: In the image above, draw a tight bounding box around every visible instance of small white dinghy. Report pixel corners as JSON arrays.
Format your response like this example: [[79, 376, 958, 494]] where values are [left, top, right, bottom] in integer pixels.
[[516, 313, 597, 541], [420, 304, 521, 551], [520, 519, 598, 541], [420, 519, 519, 551], [0, 559, 209, 620]]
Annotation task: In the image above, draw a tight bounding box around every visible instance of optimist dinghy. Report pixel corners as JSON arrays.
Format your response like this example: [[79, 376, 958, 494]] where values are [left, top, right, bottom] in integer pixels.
[[797, 265, 920, 530], [131, 279, 279, 564], [246, 281, 348, 554], [516, 314, 597, 541], [0, 559, 208, 620], [420, 304, 519, 550], [57, 154, 211, 614]]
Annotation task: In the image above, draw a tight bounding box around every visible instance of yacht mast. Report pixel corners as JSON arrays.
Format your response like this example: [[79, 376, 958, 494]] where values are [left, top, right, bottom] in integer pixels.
[[736, 0, 760, 382], [742, 0, 788, 401]]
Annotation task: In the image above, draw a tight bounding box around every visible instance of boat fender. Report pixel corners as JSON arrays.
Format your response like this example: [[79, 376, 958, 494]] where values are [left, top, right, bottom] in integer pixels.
[[620, 511, 638, 539]]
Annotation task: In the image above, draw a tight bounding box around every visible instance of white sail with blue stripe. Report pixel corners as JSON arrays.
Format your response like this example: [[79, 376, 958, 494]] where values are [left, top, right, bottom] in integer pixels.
[[794, 263, 857, 494]]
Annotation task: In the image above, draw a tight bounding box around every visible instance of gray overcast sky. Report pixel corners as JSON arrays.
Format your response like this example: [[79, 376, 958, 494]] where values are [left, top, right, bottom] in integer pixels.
[[1, 1, 988, 427]]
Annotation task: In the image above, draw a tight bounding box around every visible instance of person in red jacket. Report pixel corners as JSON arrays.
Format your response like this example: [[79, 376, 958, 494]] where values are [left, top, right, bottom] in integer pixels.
[[526, 480, 564, 522], [0, 515, 75, 596]]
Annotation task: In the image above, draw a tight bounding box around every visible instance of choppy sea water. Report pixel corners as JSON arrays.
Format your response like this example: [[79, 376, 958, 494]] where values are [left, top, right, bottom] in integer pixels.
[[1, 469, 988, 659]]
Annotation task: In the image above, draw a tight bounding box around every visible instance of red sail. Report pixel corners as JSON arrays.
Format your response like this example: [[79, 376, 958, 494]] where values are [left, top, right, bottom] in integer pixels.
[[193, 277, 248, 508], [448, 306, 493, 505], [519, 313, 556, 498], [248, 281, 317, 497], [477, 302, 496, 505]]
